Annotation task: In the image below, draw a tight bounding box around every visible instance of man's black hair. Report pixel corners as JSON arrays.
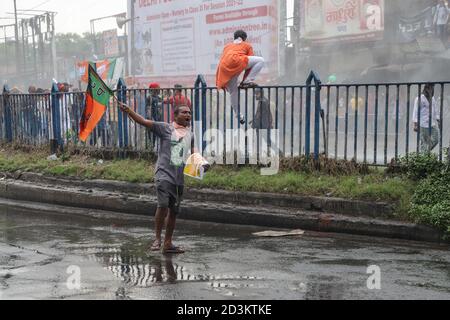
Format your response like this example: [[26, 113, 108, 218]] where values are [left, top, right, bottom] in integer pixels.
[[174, 105, 190, 117], [255, 85, 264, 98], [234, 30, 248, 41]]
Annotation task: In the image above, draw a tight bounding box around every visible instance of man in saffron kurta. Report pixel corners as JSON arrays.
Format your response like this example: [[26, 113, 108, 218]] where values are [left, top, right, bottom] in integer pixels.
[[216, 30, 265, 124]]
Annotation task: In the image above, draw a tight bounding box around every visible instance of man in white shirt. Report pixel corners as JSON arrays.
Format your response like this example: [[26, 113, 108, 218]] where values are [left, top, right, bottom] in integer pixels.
[[434, 0, 450, 43], [413, 84, 441, 153]]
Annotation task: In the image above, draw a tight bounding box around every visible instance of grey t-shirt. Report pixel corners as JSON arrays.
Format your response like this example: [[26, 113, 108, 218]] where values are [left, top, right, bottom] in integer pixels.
[[151, 122, 194, 186]]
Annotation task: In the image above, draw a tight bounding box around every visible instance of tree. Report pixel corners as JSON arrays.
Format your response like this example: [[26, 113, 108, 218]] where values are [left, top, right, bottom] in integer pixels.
[[55, 32, 99, 60]]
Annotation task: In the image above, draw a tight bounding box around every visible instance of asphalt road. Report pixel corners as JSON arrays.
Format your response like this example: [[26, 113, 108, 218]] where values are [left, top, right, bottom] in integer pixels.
[[0, 206, 449, 300]]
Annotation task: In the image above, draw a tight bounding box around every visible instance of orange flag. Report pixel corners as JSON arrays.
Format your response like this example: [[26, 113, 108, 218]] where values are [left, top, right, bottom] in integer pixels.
[[79, 65, 114, 142]]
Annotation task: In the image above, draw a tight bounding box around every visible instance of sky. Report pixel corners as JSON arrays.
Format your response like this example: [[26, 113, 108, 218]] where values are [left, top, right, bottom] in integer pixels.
[[0, 0, 127, 35], [1, 0, 294, 35]]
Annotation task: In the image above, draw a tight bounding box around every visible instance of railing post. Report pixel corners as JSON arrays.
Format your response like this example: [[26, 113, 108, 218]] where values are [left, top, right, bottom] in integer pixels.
[[194, 75, 207, 154], [305, 71, 322, 160], [2, 85, 13, 143], [117, 79, 128, 149], [51, 82, 63, 152]]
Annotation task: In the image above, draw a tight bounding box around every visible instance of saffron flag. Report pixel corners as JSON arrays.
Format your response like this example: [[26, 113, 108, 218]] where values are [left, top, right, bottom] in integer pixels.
[[79, 65, 114, 142]]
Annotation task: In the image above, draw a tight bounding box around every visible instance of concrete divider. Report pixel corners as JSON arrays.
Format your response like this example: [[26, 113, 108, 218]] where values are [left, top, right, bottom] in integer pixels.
[[5, 172, 394, 219], [0, 175, 446, 244]]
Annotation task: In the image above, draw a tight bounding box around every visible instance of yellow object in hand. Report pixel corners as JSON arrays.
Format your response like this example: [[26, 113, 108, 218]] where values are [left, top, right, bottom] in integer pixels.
[[184, 153, 209, 180]]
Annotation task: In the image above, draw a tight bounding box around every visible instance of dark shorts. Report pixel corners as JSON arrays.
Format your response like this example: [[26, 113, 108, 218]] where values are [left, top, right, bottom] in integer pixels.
[[156, 180, 184, 215]]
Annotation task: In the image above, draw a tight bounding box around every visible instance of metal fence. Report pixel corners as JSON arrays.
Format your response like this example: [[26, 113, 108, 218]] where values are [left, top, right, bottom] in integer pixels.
[[1, 73, 449, 165]]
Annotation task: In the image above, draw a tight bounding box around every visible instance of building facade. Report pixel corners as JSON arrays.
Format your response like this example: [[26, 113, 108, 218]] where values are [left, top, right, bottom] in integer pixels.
[[292, 0, 450, 83]]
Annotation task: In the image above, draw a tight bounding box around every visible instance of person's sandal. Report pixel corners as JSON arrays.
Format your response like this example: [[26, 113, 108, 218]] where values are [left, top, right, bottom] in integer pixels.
[[150, 241, 161, 252], [162, 245, 185, 254], [239, 82, 258, 89]]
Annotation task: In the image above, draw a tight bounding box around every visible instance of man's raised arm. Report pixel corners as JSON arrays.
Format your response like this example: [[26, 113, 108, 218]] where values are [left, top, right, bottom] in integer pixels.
[[118, 100, 154, 129]]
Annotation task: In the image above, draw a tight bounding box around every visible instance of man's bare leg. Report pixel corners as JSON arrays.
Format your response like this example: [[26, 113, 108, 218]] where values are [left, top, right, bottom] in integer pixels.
[[228, 75, 246, 125], [163, 210, 185, 254], [152, 208, 168, 250]]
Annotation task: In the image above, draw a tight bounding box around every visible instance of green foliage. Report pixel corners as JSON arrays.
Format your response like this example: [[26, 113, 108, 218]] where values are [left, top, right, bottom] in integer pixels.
[[186, 166, 412, 203], [55, 32, 101, 59], [280, 155, 370, 175], [398, 153, 443, 181], [0, 147, 413, 204], [409, 169, 450, 232]]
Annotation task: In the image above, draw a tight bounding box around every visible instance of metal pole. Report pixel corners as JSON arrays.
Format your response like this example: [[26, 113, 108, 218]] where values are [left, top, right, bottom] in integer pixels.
[[51, 13, 57, 80], [124, 23, 129, 77], [13, 0, 21, 76], [91, 20, 97, 55], [31, 18, 38, 82]]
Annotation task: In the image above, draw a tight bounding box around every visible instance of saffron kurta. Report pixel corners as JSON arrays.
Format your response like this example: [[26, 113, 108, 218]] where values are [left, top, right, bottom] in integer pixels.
[[216, 42, 254, 89]]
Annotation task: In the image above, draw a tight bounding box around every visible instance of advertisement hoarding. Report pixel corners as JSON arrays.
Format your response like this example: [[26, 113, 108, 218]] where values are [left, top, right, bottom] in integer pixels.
[[301, 0, 384, 44], [103, 29, 120, 57], [128, 0, 279, 86]]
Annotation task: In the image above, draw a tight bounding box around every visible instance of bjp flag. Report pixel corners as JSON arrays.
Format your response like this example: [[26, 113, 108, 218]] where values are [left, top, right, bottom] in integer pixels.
[[79, 65, 114, 142]]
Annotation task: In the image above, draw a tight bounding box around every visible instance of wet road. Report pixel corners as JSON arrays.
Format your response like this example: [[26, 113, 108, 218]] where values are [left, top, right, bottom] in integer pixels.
[[0, 206, 449, 300]]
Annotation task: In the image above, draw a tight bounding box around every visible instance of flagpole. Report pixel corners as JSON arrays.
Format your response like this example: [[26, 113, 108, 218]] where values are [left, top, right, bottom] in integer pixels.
[[114, 95, 134, 121]]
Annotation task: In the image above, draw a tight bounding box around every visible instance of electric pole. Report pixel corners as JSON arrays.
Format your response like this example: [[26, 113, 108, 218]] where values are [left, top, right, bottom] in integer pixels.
[[51, 13, 57, 80], [293, 0, 302, 75], [13, 0, 21, 76]]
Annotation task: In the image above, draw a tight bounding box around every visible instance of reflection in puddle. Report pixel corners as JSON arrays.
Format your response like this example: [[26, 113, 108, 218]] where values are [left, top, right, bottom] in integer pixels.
[[83, 247, 263, 289]]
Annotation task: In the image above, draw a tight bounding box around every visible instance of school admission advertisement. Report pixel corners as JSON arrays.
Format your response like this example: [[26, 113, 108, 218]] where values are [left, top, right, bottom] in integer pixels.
[[301, 0, 385, 44], [128, 0, 279, 85]]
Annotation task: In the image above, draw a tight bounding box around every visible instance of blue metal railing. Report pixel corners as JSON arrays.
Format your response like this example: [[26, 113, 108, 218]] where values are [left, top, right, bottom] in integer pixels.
[[1, 74, 449, 165], [305, 70, 322, 160]]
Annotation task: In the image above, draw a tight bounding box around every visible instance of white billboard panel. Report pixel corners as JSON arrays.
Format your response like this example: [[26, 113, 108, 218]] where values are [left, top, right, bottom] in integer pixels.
[[128, 0, 279, 85], [301, 0, 384, 44]]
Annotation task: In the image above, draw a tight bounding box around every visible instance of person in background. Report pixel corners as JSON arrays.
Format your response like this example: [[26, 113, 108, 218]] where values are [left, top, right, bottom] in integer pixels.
[[413, 83, 441, 153], [166, 84, 192, 122], [146, 83, 163, 150], [147, 83, 163, 122], [250, 87, 273, 157], [251, 86, 273, 130], [434, 0, 450, 44], [216, 30, 265, 125]]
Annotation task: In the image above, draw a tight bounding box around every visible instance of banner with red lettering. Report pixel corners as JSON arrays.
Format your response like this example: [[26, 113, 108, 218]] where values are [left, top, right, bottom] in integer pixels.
[[301, 0, 384, 44]]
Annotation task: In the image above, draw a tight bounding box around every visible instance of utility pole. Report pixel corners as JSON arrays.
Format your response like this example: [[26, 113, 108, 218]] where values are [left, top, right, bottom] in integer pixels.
[[50, 13, 57, 80], [13, 0, 21, 76], [279, 0, 287, 78], [293, 0, 302, 75]]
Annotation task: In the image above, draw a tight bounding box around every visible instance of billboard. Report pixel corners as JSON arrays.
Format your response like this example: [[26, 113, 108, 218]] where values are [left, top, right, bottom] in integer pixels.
[[128, 0, 279, 85], [103, 29, 120, 57], [301, 0, 384, 44], [398, 6, 434, 43]]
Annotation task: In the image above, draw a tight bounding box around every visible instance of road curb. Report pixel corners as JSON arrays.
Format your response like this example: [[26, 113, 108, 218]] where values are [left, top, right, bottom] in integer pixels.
[[2, 172, 395, 218], [0, 177, 446, 244]]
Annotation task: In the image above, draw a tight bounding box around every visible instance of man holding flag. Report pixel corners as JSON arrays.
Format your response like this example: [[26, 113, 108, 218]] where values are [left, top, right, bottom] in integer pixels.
[[80, 66, 207, 254], [117, 100, 199, 255], [79, 65, 114, 142]]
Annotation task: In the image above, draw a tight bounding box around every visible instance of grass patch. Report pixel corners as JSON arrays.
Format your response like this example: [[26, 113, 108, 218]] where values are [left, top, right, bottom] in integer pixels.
[[186, 166, 413, 203], [0, 146, 155, 184], [0, 145, 414, 207]]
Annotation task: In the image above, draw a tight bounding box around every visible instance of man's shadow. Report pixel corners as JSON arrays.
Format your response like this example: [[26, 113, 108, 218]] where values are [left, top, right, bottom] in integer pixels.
[[152, 254, 178, 284]]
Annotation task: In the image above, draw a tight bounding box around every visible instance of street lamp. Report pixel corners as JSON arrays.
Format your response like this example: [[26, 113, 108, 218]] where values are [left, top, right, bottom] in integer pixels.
[[90, 13, 126, 56], [89, 13, 137, 76], [116, 16, 139, 77]]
